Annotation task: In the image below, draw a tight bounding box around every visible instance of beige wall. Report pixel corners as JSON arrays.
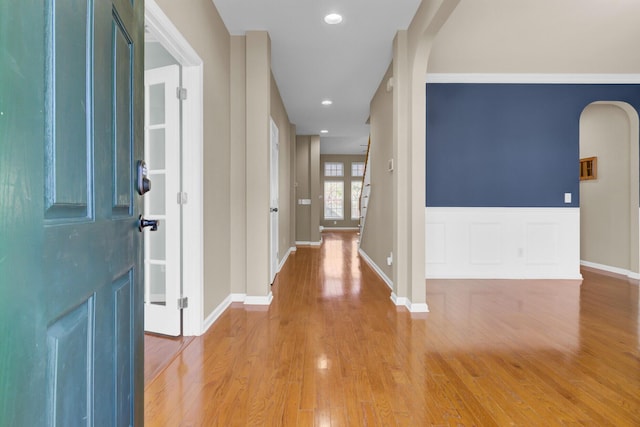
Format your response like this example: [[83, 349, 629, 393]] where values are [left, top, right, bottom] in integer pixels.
[[236, 32, 295, 296], [428, 0, 640, 73], [289, 124, 297, 250], [295, 136, 311, 242], [580, 103, 639, 272], [155, 0, 231, 316], [245, 31, 272, 297], [295, 135, 321, 243], [361, 64, 394, 279], [319, 155, 366, 229], [230, 36, 246, 294]]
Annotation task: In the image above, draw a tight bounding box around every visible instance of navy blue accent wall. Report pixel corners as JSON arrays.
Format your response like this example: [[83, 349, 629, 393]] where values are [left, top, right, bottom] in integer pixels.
[[426, 84, 640, 207]]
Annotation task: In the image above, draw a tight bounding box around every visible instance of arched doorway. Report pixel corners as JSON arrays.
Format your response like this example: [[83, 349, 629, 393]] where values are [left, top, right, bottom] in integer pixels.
[[579, 101, 640, 278]]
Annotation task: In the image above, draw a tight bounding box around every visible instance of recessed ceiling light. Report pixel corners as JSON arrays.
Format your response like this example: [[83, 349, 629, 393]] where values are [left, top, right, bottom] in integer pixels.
[[324, 13, 343, 25], [321, 100, 333, 106], [320, 130, 329, 134]]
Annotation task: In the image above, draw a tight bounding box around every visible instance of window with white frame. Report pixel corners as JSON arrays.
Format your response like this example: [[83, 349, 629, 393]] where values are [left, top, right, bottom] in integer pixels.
[[324, 181, 344, 220], [324, 162, 344, 177], [351, 162, 365, 177], [351, 181, 362, 220]]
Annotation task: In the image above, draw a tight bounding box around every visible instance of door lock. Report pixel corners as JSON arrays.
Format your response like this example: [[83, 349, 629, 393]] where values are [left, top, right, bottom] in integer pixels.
[[138, 215, 159, 232], [137, 160, 151, 195]]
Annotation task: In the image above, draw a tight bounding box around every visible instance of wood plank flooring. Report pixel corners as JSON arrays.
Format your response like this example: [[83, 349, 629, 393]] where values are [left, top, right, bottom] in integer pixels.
[[145, 333, 195, 385], [145, 231, 640, 426]]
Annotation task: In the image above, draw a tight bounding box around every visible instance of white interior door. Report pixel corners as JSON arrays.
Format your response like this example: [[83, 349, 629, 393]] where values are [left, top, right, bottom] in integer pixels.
[[144, 65, 181, 336], [270, 118, 279, 283]]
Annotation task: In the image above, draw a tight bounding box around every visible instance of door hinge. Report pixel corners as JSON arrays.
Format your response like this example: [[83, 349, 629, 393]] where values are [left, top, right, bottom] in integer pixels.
[[177, 191, 188, 205], [177, 297, 188, 309], [177, 87, 187, 100]]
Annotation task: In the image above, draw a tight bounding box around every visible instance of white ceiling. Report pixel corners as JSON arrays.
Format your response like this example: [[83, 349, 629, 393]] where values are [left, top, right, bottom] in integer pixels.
[[211, 1, 640, 154], [212, 0, 421, 155]]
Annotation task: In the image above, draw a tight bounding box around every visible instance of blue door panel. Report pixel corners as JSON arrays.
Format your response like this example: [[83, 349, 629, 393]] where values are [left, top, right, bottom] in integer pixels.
[[112, 15, 134, 216], [46, 297, 94, 426], [45, 0, 92, 221], [0, 0, 145, 425], [114, 271, 134, 427]]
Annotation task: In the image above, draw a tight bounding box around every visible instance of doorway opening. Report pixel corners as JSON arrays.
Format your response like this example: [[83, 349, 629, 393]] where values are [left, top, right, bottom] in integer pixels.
[[144, 0, 203, 337], [143, 0, 204, 385], [579, 101, 640, 279]]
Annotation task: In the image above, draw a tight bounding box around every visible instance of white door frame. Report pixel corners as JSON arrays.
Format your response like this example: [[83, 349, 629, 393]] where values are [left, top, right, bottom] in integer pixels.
[[270, 118, 279, 283], [145, 0, 204, 336]]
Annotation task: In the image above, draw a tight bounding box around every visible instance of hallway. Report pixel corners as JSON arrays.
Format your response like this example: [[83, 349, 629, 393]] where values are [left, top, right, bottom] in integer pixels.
[[145, 231, 640, 426]]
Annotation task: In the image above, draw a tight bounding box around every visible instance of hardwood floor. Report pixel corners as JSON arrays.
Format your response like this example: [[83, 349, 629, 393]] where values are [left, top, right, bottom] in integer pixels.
[[145, 231, 640, 426], [145, 333, 195, 386]]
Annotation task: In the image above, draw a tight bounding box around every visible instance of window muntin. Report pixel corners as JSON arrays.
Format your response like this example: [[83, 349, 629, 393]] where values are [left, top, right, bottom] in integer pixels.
[[351, 162, 365, 177], [324, 162, 344, 177], [324, 181, 344, 219]]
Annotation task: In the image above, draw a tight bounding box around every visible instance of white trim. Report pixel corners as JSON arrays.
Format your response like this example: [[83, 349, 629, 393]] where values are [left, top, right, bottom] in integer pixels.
[[270, 117, 279, 284], [278, 247, 295, 272], [145, 0, 205, 336], [202, 294, 233, 334], [231, 293, 246, 302], [391, 293, 405, 306], [426, 73, 640, 84], [358, 248, 393, 290], [359, 250, 430, 312], [390, 293, 430, 313], [145, 1, 202, 66], [408, 303, 429, 313], [296, 240, 322, 247], [426, 207, 582, 280], [580, 260, 640, 281], [244, 292, 273, 306], [321, 227, 359, 231]]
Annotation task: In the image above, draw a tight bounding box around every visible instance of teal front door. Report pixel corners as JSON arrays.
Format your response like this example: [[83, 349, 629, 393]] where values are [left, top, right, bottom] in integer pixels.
[[0, 0, 145, 425]]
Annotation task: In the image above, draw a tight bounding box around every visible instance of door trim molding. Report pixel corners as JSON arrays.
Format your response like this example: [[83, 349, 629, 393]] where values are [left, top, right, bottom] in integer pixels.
[[145, 0, 204, 336]]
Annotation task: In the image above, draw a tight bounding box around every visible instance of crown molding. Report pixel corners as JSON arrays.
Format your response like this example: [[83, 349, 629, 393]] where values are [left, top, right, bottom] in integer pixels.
[[425, 73, 640, 84]]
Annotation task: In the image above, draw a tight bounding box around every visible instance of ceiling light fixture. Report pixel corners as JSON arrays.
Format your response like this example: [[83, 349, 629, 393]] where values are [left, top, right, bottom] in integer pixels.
[[323, 13, 343, 25], [321, 100, 333, 106], [320, 130, 329, 134]]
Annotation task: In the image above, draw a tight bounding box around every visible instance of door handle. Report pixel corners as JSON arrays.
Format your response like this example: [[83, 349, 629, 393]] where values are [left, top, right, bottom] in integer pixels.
[[138, 215, 160, 232], [270, 208, 278, 213]]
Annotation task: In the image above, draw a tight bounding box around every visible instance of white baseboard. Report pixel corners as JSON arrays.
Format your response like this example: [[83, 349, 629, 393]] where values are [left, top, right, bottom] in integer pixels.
[[278, 247, 295, 271], [426, 207, 582, 280], [202, 294, 233, 334], [296, 240, 322, 247], [321, 227, 359, 231], [581, 260, 640, 280], [231, 293, 246, 302], [391, 293, 430, 313], [244, 292, 273, 306], [358, 249, 430, 312], [358, 248, 393, 290], [408, 302, 429, 313]]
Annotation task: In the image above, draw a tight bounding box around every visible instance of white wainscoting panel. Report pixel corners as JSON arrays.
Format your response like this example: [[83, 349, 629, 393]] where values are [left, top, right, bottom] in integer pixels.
[[426, 207, 581, 279], [425, 223, 446, 264], [470, 223, 502, 264]]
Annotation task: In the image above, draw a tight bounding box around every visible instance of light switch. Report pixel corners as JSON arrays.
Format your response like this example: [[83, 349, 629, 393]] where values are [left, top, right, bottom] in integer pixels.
[[564, 193, 572, 204]]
